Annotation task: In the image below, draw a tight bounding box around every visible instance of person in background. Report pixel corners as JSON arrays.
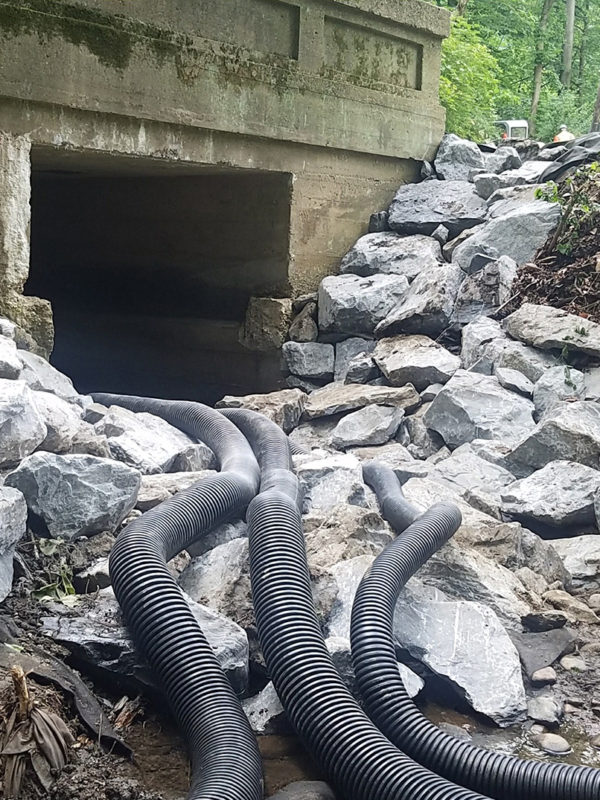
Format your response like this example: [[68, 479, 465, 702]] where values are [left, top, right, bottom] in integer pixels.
[[554, 124, 576, 142]]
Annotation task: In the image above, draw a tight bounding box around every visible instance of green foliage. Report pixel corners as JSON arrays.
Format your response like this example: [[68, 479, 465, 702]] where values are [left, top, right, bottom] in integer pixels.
[[439, 16, 500, 140]]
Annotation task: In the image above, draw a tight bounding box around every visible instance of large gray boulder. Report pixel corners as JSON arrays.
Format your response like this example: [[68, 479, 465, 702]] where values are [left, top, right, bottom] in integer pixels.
[[509, 401, 600, 470], [452, 202, 561, 271], [0, 486, 27, 602], [451, 256, 517, 326], [502, 461, 600, 529], [430, 444, 515, 503], [6, 453, 141, 539], [375, 264, 464, 337], [434, 134, 485, 181], [318, 274, 409, 334], [18, 351, 80, 403], [0, 379, 47, 467], [394, 579, 527, 726], [484, 147, 522, 174], [282, 342, 334, 382], [505, 303, 600, 359], [329, 405, 404, 449], [340, 232, 442, 281], [424, 370, 535, 449], [295, 453, 371, 513], [42, 587, 249, 694], [32, 391, 83, 453], [303, 383, 420, 420], [95, 406, 196, 475], [552, 535, 600, 584], [373, 335, 460, 391], [387, 180, 488, 237], [0, 336, 21, 379], [216, 389, 305, 433], [532, 366, 586, 417], [334, 338, 376, 383]]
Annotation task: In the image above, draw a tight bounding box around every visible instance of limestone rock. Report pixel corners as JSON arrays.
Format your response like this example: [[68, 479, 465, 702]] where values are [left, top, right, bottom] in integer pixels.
[[303, 383, 420, 420], [424, 370, 535, 449], [508, 401, 600, 471], [0, 336, 21, 379], [484, 147, 522, 174], [387, 180, 488, 237], [0, 380, 47, 467], [282, 342, 334, 382], [266, 782, 335, 800], [288, 302, 318, 343], [68, 423, 112, 459], [527, 695, 563, 727], [375, 264, 464, 337], [402, 408, 445, 460], [242, 682, 288, 735], [135, 471, 216, 512], [0, 319, 16, 340], [216, 389, 306, 433], [170, 442, 216, 472], [32, 391, 82, 453], [394, 579, 527, 726], [0, 486, 27, 601], [296, 453, 371, 514], [543, 589, 599, 624], [373, 335, 460, 391], [318, 274, 409, 335], [288, 418, 338, 453], [334, 338, 376, 383], [452, 202, 561, 270], [348, 442, 413, 471], [494, 368, 534, 397], [18, 351, 79, 402], [511, 628, 577, 676], [434, 134, 485, 181], [345, 352, 379, 384], [505, 303, 600, 359], [451, 257, 517, 325], [239, 297, 292, 351], [41, 588, 248, 694], [552, 535, 600, 583], [461, 317, 504, 369], [327, 555, 376, 638], [339, 232, 442, 281], [186, 519, 248, 559], [5, 453, 141, 540], [430, 444, 515, 502], [96, 406, 196, 475], [329, 405, 404, 449], [501, 461, 600, 529]]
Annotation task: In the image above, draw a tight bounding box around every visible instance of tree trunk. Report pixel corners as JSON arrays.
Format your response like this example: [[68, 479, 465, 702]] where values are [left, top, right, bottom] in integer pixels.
[[530, 0, 558, 135], [456, 0, 470, 14], [577, 0, 590, 101], [561, 0, 576, 88], [593, 80, 600, 131]]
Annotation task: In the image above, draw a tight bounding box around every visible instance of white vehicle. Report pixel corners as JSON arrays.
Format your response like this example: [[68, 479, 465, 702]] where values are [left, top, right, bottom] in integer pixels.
[[495, 119, 529, 140]]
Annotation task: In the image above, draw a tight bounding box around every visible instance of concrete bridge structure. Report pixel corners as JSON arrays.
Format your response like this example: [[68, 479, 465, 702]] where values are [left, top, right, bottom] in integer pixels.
[[0, 0, 449, 400]]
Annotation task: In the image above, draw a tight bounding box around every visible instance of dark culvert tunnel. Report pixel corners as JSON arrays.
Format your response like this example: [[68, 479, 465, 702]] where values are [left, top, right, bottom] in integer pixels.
[[26, 149, 293, 404]]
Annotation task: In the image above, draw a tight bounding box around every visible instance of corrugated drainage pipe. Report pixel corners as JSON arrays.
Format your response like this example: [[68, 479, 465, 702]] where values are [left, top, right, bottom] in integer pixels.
[[92, 393, 264, 800], [352, 462, 600, 800], [222, 407, 490, 800]]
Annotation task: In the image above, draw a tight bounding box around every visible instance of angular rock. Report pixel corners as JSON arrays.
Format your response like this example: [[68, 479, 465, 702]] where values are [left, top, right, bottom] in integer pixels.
[[394, 579, 527, 726], [543, 589, 599, 624], [318, 274, 409, 335], [303, 383, 420, 420], [511, 628, 576, 677], [387, 180, 488, 237], [373, 335, 460, 391], [216, 389, 306, 433], [135, 471, 215, 512], [522, 611, 569, 633], [505, 303, 600, 359], [330, 405, 404, 449], [509, 401, 600, 471], [334, 338, 376, 383], [239, 297, 292, 351], [434, 134, 485, 181], [424, 370, 535, 449], [96, 406, 196, 475], [486, 183, 543, 208], [375, 264, 464, 337], [82, 402, 107, 425], [461, 317, 504, 369], [0, 318, 16, 340], [0, 486, 27, 601], [552, 535, 600, 584], [288, 418, 338, 453], [484, 147, 521, 174], [345, 352, 379, 384], [282, 342, 334, 381], [494, 367, 534, 397], [339, 232, 442, 281], [68, 423, 112, 459], [296, 454, 371, 514], [186, 519, 248, 559], [452, 202, 561, 270], [41, 588, 248, 693], [0, 380, 47, 467], [501, 461, 600, 529], [348, 442, 413, 471], [18, 351, 79, 402], [266, 782, 335, 800], [527, 695, 563, 727], [478, 338, 558, 383], [242, 682, 288, 735], [288, 302, 318, 343], [32, 391, 82, 453], [451, 257, 517, 325], [368, 210, 389, 233], [286, 375, 321, 394], [0, 336, 21, 379], [430, 444, 515, 502], [170, 442, 216, 472], [327, 555, 376, 638], [402, 407, 445, 460], [6, 453, 141, 540]]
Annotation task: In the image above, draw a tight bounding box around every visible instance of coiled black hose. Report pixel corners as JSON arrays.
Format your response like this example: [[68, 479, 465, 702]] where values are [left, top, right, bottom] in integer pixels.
[[353, 462, 600, 800], [92, 393, 264, 800], [223, 408, 489, 800]]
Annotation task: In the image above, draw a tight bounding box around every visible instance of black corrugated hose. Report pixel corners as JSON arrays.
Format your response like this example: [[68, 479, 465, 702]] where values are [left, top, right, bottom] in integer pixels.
[[223, 408, 489, 800], [354, 461, 600, 800], [92, 393, 264, 800]]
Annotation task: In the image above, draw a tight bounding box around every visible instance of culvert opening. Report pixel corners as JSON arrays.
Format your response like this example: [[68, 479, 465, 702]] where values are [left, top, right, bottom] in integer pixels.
[[27, 148, 292, 404]]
